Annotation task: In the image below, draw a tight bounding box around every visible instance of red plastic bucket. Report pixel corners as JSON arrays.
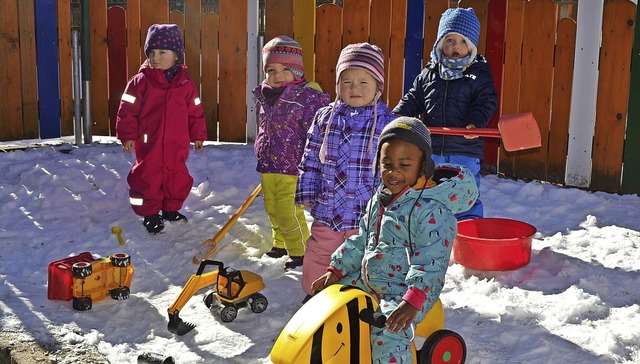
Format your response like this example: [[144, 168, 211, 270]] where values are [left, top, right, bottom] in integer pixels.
[[453, 218, 536, 271]]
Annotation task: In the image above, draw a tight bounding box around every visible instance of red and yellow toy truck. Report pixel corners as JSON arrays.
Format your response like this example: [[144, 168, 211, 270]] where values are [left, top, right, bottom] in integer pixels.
[[47, 252, 134, 311]]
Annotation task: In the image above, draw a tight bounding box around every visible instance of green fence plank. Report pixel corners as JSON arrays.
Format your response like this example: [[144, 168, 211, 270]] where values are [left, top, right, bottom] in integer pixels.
[[621, 6, 640, 195]]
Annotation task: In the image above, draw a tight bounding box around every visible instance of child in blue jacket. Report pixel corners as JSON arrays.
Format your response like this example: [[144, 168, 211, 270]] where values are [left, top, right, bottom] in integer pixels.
[[393, 8, 497, 220], [312, 117, 478, 364], [295, 42, 395, 291]]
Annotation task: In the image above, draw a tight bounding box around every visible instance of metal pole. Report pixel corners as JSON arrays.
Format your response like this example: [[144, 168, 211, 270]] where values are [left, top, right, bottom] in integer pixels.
[[72, 30, 83, 145], [81, 0, 93, 144]]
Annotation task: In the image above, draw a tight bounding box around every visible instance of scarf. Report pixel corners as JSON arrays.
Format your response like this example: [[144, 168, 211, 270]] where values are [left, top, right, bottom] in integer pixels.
[[438, 55, 471, 80]]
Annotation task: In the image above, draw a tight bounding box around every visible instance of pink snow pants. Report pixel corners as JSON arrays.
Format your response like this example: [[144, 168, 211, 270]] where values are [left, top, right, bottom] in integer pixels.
[[301, 221, 358, 294]]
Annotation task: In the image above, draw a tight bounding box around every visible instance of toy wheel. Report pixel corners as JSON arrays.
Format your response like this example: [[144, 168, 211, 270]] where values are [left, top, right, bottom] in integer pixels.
[[249, 293, 268, 313], [218, 304, 238, 322], [419, 329, 466, 364], [110, 286, 130, 300], [72, 262, 92, 277], [72, 296, 92, 311], [111, 253, 131, 267]]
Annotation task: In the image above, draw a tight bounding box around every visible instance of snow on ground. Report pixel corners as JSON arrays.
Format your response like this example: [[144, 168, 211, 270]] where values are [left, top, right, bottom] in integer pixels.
[[0, 140, 638, 363]]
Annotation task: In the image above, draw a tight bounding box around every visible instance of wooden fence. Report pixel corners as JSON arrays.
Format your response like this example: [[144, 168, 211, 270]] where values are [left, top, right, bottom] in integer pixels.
[[1, 0, 639, 195]]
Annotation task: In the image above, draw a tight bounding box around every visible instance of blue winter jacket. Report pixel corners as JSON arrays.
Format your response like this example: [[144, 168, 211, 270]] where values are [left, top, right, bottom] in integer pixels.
[[329, 164, 479, 314], [393, 56, 498, 159]]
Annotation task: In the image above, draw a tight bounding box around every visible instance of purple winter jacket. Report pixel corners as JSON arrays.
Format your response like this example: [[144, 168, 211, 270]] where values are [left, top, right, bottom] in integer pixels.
[[252, 80, 330, 175]]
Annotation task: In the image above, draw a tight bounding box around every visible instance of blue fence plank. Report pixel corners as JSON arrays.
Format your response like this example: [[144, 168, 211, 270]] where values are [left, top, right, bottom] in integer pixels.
[[35, 0, 61, 139], [403, 0, 425, 94]]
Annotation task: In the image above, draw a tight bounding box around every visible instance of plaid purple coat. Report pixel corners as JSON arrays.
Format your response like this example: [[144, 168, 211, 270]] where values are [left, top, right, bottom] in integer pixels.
[[295, 99, 395, 232]]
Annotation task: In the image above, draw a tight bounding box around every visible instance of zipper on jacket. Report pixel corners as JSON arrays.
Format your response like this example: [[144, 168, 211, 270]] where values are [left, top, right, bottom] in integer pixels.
[[440, 80, 449, 155]]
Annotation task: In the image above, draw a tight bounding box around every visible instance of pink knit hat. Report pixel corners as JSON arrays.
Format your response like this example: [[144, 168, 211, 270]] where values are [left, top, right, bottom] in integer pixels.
[[335, 42, 385, 92], [262, 35, 305, 80], [144, 24, 184, 62]]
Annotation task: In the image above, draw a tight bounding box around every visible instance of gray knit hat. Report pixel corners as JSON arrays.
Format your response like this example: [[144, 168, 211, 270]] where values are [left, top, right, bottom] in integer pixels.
[[375, 117, 435, 179]]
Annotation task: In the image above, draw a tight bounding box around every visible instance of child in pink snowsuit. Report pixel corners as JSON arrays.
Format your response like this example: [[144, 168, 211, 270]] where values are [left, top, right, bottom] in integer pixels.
[[116, 24, 207, 234]]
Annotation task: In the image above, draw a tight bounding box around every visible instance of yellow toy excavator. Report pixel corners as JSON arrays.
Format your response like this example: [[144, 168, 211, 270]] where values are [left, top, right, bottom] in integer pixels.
[[167, 260, 267, 335]]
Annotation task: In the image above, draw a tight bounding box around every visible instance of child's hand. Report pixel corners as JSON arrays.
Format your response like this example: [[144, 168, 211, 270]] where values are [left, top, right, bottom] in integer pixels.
[[464, 124, 479, 139], [194, 141, 204, 151], [385, 301, 419, 333], [310, 271, 338, 294], [122, 140, 134, 153]]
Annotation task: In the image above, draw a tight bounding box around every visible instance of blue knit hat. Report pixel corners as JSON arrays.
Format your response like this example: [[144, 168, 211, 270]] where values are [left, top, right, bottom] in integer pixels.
[[431, 8, 480, 63], [144, 24, 184, 62]]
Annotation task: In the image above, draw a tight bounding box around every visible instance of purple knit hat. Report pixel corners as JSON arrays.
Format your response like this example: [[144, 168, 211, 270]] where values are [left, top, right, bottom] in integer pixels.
[[144, 24, 184, 62], [262, 35, 305, 80], [336, 42, 385, 92]]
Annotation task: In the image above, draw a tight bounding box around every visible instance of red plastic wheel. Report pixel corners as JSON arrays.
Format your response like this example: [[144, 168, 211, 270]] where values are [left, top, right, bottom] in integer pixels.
[[420, 329, 466, 364]]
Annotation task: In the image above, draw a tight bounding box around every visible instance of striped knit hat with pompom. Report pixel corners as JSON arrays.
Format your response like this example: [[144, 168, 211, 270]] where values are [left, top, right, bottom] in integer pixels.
[[262, 35, 305, 80], [335, 42, 385, 93]]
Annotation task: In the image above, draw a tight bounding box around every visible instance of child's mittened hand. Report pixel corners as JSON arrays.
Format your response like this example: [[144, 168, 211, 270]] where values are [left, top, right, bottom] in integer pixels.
[[122, 140, 135, 153], [193, 141, 204, 151]]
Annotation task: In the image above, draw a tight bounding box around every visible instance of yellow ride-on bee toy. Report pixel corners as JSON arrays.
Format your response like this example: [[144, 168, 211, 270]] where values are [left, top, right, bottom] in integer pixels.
[[271, 284, 466, 364], [167, 260, 267, 335]]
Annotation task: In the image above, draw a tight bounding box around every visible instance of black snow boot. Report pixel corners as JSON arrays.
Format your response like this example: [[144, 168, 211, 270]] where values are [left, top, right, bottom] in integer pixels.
[[162, 210, 188, 222], [143, 214, 164, 234]]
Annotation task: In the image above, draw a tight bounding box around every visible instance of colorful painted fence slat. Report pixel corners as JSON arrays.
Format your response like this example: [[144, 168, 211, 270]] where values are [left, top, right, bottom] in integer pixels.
[[622, 2, 640, 194], [35, 0, 61, 139], [2, 0, 640, 195]]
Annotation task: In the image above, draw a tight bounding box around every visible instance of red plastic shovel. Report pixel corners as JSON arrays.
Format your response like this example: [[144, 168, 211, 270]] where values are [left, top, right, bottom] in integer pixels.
[[428, 112, 541, 152]]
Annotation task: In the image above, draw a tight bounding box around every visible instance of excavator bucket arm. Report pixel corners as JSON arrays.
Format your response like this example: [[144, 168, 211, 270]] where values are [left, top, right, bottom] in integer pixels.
[[167, 260, 223, 335]]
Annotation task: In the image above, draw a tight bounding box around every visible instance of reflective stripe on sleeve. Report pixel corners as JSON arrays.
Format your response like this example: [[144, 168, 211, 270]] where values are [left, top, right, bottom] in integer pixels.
[[194, 97, 201, 106], [130, 197, 143, 206], [143, 134, 148, 143], [121, 93, 136, 104]]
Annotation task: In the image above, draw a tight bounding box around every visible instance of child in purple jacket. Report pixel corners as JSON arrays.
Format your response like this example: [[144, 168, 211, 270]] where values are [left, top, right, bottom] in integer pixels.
[[295, 43, 395, 297], [252, 35, 330, 269]]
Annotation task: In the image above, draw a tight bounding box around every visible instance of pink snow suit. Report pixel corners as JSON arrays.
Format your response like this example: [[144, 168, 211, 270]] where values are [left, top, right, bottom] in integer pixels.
[[116, 60, 207, 217]]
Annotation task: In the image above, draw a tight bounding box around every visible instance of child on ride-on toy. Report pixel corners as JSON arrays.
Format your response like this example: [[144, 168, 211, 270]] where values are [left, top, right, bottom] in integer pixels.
[[311, 117, 478, 363]]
